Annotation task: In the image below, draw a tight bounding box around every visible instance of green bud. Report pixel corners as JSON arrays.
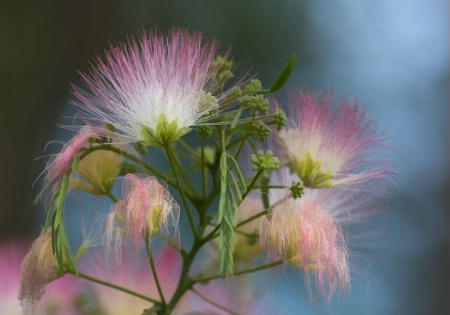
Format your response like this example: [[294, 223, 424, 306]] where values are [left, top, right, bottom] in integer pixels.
[[289, 181, 304, 199], [212, 55, 235, 87], [197, 125, 213, 137], [243, 79, 263, 93], [253, 123, 271, 142], [242, 95, 270, 115], [274, 108, 287, 130], [251, 150, 280, 172]]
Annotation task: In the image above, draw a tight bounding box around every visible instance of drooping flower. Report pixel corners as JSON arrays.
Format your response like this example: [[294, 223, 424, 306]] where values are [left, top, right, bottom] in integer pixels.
[[276, 90, 393, 189], [72, 29, 247, 146], [19, 230, 83, 314], [38, 125, 98, 196], [1, 240, 81, 315], [262, 189, 350, 303], [105, 174, 180, 257]]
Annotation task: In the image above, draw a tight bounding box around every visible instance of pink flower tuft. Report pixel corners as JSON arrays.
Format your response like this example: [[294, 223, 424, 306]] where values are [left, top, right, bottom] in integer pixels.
[[18, 231, 80, 314], [106, 174, 180, 258], [72, 29, 247, 146], [276, 90, 394, 189], [262, 185, 353, 303], [38, 125, 98, 197]]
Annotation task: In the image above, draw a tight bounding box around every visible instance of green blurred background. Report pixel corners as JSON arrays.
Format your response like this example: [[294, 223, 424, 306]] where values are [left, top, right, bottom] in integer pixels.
[[0, 1, 448, 314]]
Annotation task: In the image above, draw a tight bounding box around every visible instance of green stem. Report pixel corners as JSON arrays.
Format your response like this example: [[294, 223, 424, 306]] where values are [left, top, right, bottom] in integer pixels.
[[191, 288, 241, 315], [195, 260, 284, 283], [80, 145, 167, 181], [240, 170, 262, 201], [105, 190, 118, 203], [145, 237, 166, 307], [201, 137, 207, 200], [68, 270, 160, 305], [157, 232, 186, 255], [164, 145, 198, 240], [253, 185, 287, 189]]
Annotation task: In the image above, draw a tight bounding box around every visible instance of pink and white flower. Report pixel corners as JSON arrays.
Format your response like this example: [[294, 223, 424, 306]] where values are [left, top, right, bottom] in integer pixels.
[[262, 189, 350, 303], [72, 29, 246, 146], [276, 90, 393, 189], [38, 125, 98, 196], [105, 174, 180, 258], [261, 169, 382, 303]]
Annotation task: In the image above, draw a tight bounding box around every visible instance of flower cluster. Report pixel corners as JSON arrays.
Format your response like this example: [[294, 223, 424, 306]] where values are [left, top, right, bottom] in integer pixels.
[[21, 28, 395, 314]]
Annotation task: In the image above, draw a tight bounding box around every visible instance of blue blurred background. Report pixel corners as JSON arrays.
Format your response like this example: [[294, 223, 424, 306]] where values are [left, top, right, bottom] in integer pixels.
[[0, 1, 448, 314]]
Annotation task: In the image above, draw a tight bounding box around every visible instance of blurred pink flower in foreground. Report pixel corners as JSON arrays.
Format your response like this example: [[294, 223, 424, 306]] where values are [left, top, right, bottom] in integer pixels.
[[72, 29, 247, 146], [276, 90, 393, 189], [105, 174, 180, 258], [0, 239, 79, 315], [81, 245, 180, 314]]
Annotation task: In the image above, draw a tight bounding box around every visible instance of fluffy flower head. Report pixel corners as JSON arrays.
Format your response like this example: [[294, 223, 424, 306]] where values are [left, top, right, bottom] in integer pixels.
[[262, 188, 350, 303], [106, 174, 180, 256], [72, 29, 245, 146], [277, 90, 391, 188], [39, 125, 98, 196], [19, 230, 62, 312]]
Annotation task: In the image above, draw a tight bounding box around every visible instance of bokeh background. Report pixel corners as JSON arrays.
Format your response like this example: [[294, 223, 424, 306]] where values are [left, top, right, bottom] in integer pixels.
[[0, 1, 448, 314]]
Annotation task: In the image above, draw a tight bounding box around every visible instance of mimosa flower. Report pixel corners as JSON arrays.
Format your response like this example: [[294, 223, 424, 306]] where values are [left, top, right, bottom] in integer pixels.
[[1, 241, 80, 315], [19, 230, 81, 314], [277, 90, 392, 188], [20, 230, 60, 310], [38, 125, 98, 196], [72, 29, 247, 146], [262, 190, 350, 303], [105, 174, 180, 257]]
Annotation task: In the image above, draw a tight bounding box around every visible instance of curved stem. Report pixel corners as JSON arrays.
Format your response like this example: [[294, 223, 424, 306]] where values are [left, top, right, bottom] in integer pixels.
[[164, 145, 198, 240], [241, 170, 262, 201], [191, 288, 241, 315], [67, 270, 160, 305], [105, 190, 118, 203], [145, 237, 166, 307], [195, 260, 284, 283]]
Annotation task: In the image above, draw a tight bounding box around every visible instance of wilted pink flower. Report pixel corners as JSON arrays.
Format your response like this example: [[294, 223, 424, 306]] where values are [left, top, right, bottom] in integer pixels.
[[18, 231, 80, 314], [72, 29, 247, 146], [106, 174, 180, 257], [262, 189, 350, 303], [37, 125, 98, 196], [276, 90, 393, 189]]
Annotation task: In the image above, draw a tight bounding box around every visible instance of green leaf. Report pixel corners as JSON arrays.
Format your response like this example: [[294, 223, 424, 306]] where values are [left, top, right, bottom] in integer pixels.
[[217, 153, 248, 278], [52, 171, 78, 275], [263, 53, 298, 94]]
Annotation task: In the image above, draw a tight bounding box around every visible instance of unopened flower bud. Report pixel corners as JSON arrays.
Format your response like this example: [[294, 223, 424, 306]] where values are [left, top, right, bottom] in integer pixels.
[[70, 148, 123, 195]]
